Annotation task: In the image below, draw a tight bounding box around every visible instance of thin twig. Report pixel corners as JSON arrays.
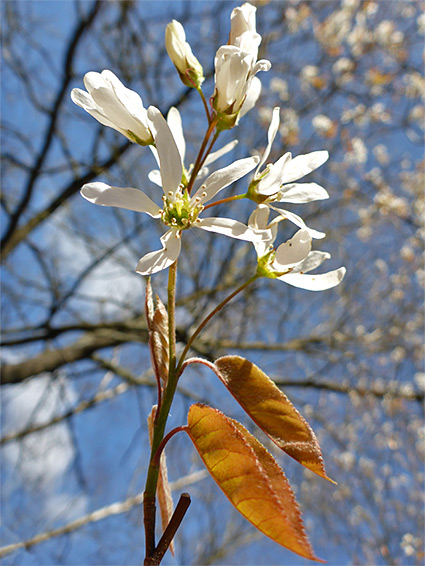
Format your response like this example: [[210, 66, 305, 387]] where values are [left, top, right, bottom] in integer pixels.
[[149, 493, 191, 565]]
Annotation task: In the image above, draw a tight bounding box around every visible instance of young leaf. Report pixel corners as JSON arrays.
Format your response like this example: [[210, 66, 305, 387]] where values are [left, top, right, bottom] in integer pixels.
[[186, 403, 323, 562], [148, 406, 174, 556], [145, 278, 155, 330], [213, 355, 333, 482], [145, 279, 169, 387], [152, 295, 169, 385]]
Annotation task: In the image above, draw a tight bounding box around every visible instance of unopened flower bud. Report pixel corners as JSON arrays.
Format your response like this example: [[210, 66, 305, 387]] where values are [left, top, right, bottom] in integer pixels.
[[165, 20, 204, 89]]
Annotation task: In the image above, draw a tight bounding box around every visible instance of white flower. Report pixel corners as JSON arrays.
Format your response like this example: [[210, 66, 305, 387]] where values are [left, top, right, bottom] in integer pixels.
[[230, 3, 260, 63], [165, 21, 204, 88], [230, 3, 257, 42], [212, 3, 270, 127], [248, 107, 330, 239], [213, 47, 270, 121], [81, 106, 264, 275], [71, 70, 153, 145], [148, 107, 239, 188], [249, 205, 346, 290]]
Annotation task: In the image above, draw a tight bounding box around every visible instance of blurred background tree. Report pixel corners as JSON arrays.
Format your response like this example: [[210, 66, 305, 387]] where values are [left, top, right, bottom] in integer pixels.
[[1, 1, 424, 564]]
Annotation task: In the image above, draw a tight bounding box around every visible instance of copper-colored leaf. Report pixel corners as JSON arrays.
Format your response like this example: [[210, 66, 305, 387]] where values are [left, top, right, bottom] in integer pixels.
[[145, 279, 155, 330], [147, 406, 174, 556], [145, 279, 169, 387], [186, 403, 323, 562], [152, 295, 169, 385], [213, 355, 333, 482]]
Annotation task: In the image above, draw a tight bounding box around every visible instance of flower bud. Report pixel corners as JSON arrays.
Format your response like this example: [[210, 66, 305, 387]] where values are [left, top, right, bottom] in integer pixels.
[[71, 70, 153, 145], [165, 21, 204, 89], [212, 47, 251, 130], [230, 3, 257, 44]]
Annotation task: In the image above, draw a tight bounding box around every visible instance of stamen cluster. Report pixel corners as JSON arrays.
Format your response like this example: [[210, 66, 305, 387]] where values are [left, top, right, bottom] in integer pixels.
[[161, 188, 204, 230]]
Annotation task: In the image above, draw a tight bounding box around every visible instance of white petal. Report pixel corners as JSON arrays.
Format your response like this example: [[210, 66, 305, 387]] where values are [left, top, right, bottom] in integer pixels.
[[248, 206, 277, 257], [81, 182, 161, 217], [291, 251, 331, 274], [191, 156, 259, 205], [204, 140, 238, 166], [102, 70, 150, 138], [235, 31, 261, 62], [135, 230, 181, 275], [214, 48, 251, 111], [148, 169, 162, 187], [148, 106, 182, 197], [71, 88, 126, 134], [281, 151, 329, 184], [278, 267, 346, 291], [167, 107, 185, 163], [149, 145, 160, 168], [257, 107, 280, 173], [71, 88, 96, 112], [270, 206, 326, 239], [251, 58, 271, 75], [257, 153, 291, 195], [84, 72, 140, 134], [274, 229, 311, 270], [277, 182, 329, 203], [196, 217, 266, 242], [248, 204, 271, 231], [238, 76, 262, 119]]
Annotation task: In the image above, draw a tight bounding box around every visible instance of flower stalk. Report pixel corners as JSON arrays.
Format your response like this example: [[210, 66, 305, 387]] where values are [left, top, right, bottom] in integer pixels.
[[176, 274, 260, 377], [186, 117, 219, 195]]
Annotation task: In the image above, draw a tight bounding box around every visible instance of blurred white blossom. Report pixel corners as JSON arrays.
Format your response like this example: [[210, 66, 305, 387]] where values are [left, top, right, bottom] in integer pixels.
[[345, 137, 368, 165]]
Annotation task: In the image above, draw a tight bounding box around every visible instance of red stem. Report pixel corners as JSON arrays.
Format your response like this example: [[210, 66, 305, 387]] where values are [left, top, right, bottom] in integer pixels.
[[152, 425, 188, 468], [186, 118, 218, 195]]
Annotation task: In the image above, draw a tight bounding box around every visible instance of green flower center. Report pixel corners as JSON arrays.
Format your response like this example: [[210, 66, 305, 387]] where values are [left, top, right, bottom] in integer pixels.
[[246, 167, 279, 204], [256, 249, 278, 279], [161, 188, 203, 230]]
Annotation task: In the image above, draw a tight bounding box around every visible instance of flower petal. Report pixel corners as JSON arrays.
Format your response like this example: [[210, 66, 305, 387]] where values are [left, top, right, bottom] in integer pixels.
[[291, 251, 331, 274], [257, 107, 280, 173], [281, 151, 329, 184], [81, 182, 161, 217], [149, 145, 160, 169], [135, 230, 181, 275], [248, 204, 271, 231], [235, 31, 261, 62], [191, 156, 259, 205], [238, 76, 262, 119], [167, 107, 185, 164], [102, 70, 150, 134], [274, 229, 311, 270], [257, 153, 292, 195], [84, 71, 146, 138], [148, 169, 162, 187], [71, 88, 125, 133], [278, 182, 329, 203], [248, 206, 277, 258], [270, 206, 326, 239], [204, 140, 239, 166], [147, 106, 182, 198], [251, 58, 272, 75], [278, 267, 346, 291], [196, 217, 266, 242], [214, 47, 251, 112]]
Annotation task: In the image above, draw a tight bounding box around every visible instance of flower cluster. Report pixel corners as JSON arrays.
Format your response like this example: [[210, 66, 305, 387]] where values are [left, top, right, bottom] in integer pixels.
[[71, 2, 345, 291]]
